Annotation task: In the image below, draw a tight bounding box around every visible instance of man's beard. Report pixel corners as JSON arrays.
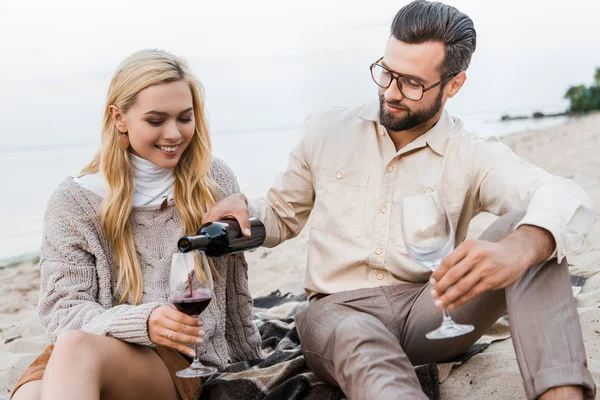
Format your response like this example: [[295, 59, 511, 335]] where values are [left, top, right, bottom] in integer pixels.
[[379, 89, 443, 132]]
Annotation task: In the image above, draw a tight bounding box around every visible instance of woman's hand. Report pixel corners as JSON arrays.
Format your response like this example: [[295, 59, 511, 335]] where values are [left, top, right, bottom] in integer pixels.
[[148, 305, 206, 357]]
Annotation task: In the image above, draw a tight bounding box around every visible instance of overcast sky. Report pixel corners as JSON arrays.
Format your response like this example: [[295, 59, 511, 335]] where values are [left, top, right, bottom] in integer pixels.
[[1, 0, 599, 141], [2, 0, 598, 77]]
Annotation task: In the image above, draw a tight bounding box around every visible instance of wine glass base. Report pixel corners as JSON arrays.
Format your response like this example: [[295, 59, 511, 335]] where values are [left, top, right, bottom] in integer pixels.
[[426, 322, 475, 340], [175, 365, 217, 378]]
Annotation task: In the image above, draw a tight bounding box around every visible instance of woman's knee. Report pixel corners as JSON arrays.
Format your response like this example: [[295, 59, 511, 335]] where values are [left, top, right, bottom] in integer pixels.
[[51, 331, 108, 370], [54, 330, 96, 353]]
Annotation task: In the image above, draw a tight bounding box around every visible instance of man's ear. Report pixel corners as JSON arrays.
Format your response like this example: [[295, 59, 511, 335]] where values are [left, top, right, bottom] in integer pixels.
[[445, 71, 467, 99], [108, 105, 128, 133]]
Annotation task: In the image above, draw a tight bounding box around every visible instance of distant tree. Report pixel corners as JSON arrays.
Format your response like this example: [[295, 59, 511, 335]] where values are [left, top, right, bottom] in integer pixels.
[[565, 68, 600, 113]]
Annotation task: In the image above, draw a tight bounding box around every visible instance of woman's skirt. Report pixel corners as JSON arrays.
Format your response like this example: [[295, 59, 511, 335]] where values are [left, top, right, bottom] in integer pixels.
[[11, 344, 202, 400]]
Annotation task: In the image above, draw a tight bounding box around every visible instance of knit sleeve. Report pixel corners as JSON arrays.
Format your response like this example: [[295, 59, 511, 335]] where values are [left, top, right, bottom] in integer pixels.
[[224, 255, 262, 362], [37, 184, 165, 346], [210, 157, 241, 200]]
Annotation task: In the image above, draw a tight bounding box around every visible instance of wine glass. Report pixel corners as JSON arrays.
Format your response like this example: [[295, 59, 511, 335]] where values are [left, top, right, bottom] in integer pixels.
[[170, 252, 217, 377], [401, 190, 474, 339]]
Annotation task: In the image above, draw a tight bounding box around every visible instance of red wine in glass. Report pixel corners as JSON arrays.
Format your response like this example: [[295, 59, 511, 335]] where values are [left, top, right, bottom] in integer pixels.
[[173, 292, 212, 316], [170, 252, 217, 378]]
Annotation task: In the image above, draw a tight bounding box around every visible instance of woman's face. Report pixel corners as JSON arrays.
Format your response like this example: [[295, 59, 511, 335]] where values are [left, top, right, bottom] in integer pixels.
[[112, 80, 195, 169]]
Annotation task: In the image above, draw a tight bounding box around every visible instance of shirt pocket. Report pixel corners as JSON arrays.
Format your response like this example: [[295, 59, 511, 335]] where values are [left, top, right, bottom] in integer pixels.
[[395, 184, 463, 246], [312, 167, 370, 238], [434, 186, 462, 227]]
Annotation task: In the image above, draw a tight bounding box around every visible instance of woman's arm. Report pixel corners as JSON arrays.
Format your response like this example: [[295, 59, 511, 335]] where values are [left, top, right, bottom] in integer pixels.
[[38, 185, 165, 346]]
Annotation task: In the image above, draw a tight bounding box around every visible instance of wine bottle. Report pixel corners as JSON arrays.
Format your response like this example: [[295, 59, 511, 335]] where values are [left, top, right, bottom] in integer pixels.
[[177, 217, 266, 256]]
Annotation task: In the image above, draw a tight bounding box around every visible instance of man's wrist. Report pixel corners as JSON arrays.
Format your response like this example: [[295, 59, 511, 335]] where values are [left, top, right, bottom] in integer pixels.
[[510, 225, 556, 268]]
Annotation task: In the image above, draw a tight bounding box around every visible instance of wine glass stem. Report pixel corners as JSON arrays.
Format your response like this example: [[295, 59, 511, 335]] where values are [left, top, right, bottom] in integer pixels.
[[442, 308, 453, 324], [191, 343, 201, 365], [190, 314, 201, 367]]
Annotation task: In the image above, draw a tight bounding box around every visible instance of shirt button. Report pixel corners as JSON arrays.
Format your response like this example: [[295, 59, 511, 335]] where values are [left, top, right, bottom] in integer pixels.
[[562, 247, 567, 254], [376, 273, 384, 280], [380, 206, 388, 214], [335, 171, 343, 179], [379, 127, 386, 136], [386, 166, 393, 173], [375, 247, 383, 255]]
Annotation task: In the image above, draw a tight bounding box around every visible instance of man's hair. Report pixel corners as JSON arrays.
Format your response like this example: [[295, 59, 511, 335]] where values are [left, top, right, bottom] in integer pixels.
[[391, 0, 476, 77]]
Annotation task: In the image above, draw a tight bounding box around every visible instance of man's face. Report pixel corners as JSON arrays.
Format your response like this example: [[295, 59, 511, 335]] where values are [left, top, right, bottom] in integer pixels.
[[378, 37, 448, 132]]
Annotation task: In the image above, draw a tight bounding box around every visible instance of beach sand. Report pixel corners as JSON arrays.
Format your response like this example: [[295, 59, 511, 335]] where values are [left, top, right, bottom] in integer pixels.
[[1, 114, 599, 399]]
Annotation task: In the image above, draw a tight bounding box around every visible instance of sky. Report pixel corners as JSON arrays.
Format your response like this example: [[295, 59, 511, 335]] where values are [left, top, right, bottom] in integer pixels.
[[1, 0, 599, 140]]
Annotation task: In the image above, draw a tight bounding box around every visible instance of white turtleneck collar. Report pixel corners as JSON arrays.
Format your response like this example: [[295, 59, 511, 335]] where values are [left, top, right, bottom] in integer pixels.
[[74, 153, 175, 206]]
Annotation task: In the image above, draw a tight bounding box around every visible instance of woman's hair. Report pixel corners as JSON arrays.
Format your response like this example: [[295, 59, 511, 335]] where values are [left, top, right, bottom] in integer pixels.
[[81, 49, 217, 305]]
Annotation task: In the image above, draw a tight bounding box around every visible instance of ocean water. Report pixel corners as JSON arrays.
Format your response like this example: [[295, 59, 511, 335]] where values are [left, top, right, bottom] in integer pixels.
[[0, 0, 599, 262]]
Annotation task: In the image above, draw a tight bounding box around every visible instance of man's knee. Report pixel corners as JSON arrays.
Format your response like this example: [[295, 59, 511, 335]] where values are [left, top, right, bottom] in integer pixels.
[[296, 300, 343, 353], [478, 210, 527, 243], [298, 303, 375, 351], [331, 316, 370, 350], [297, 305, 352, 387], [300, 311, 385, 385]]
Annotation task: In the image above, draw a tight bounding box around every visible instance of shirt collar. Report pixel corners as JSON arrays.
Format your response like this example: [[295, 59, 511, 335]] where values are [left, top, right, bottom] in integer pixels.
[[358, 99, 454, 156]]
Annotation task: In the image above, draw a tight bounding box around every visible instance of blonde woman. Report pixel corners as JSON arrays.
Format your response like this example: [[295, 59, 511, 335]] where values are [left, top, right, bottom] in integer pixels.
[[11, 49, 261, 400]]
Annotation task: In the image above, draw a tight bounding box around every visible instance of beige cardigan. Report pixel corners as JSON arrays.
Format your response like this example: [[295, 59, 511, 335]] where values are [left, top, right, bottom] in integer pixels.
[[37, 158, 262, 368]]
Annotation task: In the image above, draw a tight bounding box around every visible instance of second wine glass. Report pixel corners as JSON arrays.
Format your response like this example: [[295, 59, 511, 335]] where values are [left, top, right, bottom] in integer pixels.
[[401, 190, 474, 339], [170, 251, 217, 378]]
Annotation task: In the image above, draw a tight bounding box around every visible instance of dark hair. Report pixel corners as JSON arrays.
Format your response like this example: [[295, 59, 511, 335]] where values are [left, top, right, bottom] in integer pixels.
[[391, 0, 476, 77]]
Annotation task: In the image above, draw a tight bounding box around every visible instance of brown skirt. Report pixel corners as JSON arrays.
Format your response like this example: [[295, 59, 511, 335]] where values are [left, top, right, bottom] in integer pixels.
[[11, 344, 202, 400]]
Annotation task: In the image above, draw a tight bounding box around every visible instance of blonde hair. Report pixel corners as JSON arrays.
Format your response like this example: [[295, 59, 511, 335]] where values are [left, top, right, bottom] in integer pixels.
[[81, 49, 217, 305]]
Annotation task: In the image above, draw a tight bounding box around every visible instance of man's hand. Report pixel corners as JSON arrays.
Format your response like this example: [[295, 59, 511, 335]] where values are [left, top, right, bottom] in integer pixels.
[[202, 193, 252, 237], [430, 225, 555, 311]]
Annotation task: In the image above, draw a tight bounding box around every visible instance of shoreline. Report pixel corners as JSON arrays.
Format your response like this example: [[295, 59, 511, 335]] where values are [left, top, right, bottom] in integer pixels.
[[0, 254, 40, 270], [0, 111, 577, 267]]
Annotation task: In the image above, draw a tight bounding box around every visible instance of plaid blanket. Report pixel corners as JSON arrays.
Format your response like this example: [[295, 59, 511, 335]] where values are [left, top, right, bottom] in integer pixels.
[[201, 291, 443, 400], [202, 275, 587, 400]]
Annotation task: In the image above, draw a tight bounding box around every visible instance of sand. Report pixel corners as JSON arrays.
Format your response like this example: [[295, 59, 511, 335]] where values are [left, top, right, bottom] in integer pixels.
[[1, 113, 599, 399]]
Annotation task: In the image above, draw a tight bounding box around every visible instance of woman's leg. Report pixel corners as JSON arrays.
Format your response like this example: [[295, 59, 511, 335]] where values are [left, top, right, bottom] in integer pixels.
[[11, 381, 42, 400], [40, 331, 180, 400]]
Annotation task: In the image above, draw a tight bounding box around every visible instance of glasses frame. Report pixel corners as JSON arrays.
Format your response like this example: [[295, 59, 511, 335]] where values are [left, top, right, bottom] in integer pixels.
[[370, 57, 458, 101]]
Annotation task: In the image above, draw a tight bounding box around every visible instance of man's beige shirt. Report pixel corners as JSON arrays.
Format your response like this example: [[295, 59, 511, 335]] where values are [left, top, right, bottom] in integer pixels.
[[249, 101, 595, 297]]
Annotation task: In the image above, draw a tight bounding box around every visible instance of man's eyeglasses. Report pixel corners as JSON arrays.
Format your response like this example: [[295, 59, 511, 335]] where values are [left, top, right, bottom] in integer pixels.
[[370, 57, 458, 101]]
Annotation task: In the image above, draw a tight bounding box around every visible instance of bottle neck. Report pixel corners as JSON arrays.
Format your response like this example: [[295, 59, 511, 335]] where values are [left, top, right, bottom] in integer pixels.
[[179, 234, 210, 252], [193, 234, 210, 249]]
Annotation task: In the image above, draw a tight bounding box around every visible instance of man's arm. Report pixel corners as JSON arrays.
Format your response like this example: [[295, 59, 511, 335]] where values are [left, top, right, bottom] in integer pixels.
[[431, 137, 595, 310], [473, 137, 595, 262], [203, 117, 317, 248]]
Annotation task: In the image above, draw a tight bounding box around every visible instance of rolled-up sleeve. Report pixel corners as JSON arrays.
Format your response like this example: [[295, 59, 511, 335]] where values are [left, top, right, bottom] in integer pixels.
[[471, 136, 596, 262], [248, 117, 316, 247]]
